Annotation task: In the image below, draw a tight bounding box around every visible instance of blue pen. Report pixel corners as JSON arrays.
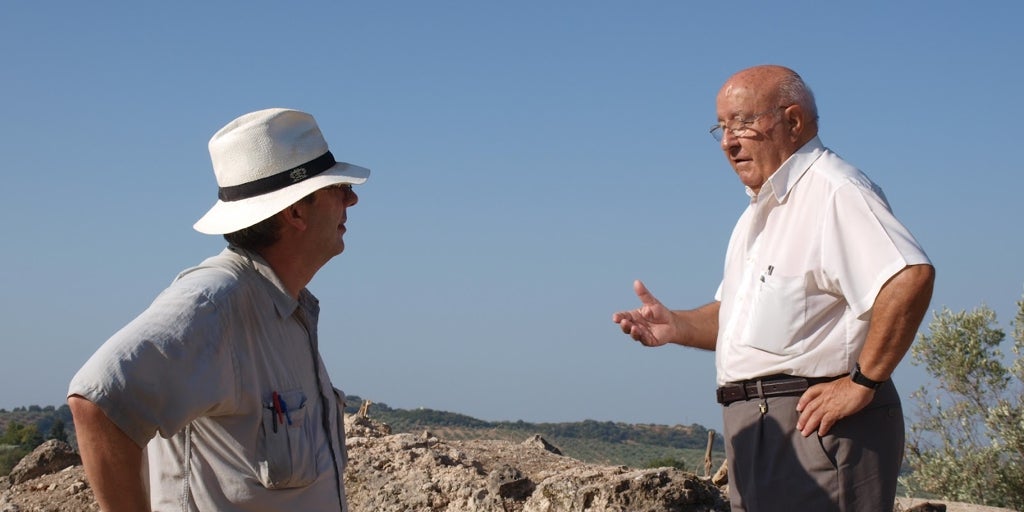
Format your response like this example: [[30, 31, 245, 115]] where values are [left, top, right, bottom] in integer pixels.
[[278, 396, 293, 426]]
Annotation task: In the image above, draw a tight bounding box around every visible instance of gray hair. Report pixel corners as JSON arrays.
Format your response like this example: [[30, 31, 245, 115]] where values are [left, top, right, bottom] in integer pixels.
[[777, 71, 819, 122]]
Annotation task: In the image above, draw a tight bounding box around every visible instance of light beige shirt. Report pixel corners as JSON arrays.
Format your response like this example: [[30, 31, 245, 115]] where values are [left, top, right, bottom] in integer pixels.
[[69, 247, 348, 511], [714, 138, 930, 385]]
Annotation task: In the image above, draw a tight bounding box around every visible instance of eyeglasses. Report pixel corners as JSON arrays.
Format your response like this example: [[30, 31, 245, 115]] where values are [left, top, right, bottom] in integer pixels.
[[709, 107, 785, 142], [325, 184, 353, 194]]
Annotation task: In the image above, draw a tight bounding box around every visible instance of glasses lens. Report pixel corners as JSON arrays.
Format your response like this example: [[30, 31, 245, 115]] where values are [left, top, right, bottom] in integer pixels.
[[710, 125, 723, 141]]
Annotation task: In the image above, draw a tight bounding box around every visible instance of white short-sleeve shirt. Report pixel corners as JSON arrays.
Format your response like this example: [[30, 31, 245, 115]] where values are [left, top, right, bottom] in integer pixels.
[[714, 137, 930, 385]]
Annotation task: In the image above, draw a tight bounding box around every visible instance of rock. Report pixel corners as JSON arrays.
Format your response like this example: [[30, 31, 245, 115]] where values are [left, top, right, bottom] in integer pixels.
[[487, 464, 534, 500], [343, 416, 728, 511], [906, 503, 947, 512], [0, 464, 95, 512], [0, 496, 22, 512], [344, 412, 392, 439], [523, 466, 728, 512], [893, 497, 1014, 512], [7, 440, 80, 485], [521, 434, 563, 455], [4, 415, 1013, 512]]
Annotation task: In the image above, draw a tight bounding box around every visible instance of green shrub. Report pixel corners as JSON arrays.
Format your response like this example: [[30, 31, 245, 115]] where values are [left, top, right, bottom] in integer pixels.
[[901, 293, 1024, 510]]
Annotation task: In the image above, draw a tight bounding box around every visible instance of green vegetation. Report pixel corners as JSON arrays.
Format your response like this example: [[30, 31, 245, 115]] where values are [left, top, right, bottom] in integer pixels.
[[901, 293, 1024, 510], [0, 404, 74, 476], [344, 396, 725, 471], [643, 456, 688, 471]]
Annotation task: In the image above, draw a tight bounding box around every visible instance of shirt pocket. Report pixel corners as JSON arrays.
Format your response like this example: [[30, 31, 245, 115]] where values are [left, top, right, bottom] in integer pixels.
[[740, 274, 808, 355], [257, 389, 318, 489]]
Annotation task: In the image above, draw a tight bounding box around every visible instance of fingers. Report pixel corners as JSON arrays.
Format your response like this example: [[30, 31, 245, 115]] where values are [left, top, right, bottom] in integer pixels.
[[611, 280, 650, 323], [616, 318, 646, 341], [796, 399, 837, 437], [612, 281, 649, 331], [797, 406, 828, 437], [633, 279, 659, 306], [616, 317, 634, 335], [613, 280, 664, 347], [633, 279, 647, 296], [611, 314, 659, 346], [796, 380, 873, 437], [795, 386, 817, 412], [795, 389, 819, 436]]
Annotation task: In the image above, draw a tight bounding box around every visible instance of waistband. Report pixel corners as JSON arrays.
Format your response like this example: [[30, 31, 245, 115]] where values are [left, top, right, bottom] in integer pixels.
[[716, 374, 844, 405]]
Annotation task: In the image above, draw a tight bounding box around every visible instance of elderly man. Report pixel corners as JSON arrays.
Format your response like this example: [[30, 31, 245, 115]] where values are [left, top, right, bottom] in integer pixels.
[[68, 108, 369, 511], [613, 65, 935, 511]]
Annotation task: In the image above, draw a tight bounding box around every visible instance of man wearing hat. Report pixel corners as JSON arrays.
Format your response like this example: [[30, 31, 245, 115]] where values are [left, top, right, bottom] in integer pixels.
[[67, 108, 369, 511]]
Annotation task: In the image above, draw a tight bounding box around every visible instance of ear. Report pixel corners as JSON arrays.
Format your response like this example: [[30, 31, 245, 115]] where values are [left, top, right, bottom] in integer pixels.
[[279, 202, 310, 232], [782, 104, 805, 141]]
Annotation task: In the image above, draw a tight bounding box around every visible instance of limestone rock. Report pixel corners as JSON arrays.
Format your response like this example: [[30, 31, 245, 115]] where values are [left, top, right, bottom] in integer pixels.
[[343, 416, 729, 512], [7, 440, 80, 485], [906, 503, 947, 512], [6, 414, 1010, 512], [522, 434, 563, 456]]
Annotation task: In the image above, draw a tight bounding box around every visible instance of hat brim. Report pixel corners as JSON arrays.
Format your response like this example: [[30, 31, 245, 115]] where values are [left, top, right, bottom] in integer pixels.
[[193, 162, 370, 235]]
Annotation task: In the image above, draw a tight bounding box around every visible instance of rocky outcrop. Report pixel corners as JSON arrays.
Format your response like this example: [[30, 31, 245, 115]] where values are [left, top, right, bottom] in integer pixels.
[[1, 415, 1013, 512], [7, 440, 80, 485], [343, 414, 729, 511], [1, 464, 94, 512], [0, 416, 728, 512]]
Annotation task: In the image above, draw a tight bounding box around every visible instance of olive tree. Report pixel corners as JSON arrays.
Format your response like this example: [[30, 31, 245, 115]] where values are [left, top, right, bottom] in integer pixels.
[[901, 293, 1024, 510]]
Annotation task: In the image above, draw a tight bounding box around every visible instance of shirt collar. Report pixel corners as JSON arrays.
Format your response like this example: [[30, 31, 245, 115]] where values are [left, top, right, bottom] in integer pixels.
[[748, 136, 826, 203], [226, 246, 318, 318]]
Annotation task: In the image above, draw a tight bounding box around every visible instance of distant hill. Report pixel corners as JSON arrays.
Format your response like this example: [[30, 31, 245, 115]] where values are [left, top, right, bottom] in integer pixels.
[[342, 395, 726, 471], [0, 405, 72, 444], [0, 398, 726, 472], [0, 404, 73, 475]]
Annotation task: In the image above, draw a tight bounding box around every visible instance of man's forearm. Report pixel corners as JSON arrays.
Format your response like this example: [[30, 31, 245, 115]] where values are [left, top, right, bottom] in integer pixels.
[[68, 395, 151, 512], [857, 264, 936, 381], [672, 301, 720, 351]]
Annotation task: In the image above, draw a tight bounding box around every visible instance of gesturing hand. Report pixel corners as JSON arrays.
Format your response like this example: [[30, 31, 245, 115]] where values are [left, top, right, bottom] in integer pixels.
[[611, 280, 676, 347]]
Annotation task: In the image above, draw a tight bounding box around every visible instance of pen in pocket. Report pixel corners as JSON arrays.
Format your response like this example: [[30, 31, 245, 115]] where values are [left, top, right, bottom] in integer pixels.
[[278, 396, 292, 425], [270, 391, 283, 433], [269, 391, 293, 432]]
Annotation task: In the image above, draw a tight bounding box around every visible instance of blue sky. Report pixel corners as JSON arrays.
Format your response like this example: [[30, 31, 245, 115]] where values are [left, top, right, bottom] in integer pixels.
[[1, 2, 1021, 431]]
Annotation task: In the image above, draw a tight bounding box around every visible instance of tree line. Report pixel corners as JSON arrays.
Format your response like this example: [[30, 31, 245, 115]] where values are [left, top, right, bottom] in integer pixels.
[[0, 404, 72, 476]]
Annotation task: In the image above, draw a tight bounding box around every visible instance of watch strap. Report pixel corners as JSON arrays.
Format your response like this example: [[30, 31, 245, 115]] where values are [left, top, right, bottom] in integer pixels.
[[851, 363, 883, 390]]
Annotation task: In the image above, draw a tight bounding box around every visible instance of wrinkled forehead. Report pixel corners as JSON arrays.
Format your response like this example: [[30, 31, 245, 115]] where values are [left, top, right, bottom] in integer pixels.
[[716, 81, 776, 119]]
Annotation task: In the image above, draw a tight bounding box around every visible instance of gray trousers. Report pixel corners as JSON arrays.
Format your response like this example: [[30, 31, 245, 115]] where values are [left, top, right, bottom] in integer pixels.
[[722, 379, 904, 512]]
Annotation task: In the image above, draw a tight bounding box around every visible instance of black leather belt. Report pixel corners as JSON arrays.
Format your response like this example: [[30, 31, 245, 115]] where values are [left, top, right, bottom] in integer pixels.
[[716, 374, 842, 405]]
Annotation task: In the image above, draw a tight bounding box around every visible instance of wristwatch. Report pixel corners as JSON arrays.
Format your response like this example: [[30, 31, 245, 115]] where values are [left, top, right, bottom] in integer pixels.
[[850, 363, 883, 390]]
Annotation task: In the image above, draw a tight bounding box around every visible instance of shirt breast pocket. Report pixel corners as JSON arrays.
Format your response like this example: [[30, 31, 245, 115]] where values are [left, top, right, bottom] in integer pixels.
[[257, 390, 317, 489], [741, 274, 808, 355]]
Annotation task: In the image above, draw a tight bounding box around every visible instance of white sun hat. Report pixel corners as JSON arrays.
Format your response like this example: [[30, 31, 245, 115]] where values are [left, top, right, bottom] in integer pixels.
[[193, 108, 370, 235]]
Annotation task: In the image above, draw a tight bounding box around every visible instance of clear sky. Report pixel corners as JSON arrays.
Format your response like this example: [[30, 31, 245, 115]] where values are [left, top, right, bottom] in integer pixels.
[[1, 2, 1021, 432]]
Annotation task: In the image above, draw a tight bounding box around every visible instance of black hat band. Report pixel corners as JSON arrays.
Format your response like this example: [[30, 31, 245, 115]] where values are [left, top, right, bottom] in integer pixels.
[[218, 151, 336, 202]]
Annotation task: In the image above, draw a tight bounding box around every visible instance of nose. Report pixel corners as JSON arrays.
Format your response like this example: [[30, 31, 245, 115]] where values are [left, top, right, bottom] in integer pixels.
[[720, 128, 740, 149], [345, 187, 359, 207]]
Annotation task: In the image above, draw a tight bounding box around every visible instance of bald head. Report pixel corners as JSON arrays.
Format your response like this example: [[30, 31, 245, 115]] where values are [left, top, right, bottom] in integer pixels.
[[722, 65, 819, 140], [715, 65, 820, 191]]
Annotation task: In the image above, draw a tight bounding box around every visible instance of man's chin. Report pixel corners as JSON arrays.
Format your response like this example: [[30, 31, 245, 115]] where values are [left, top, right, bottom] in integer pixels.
[[732, 168, 764, 189]]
